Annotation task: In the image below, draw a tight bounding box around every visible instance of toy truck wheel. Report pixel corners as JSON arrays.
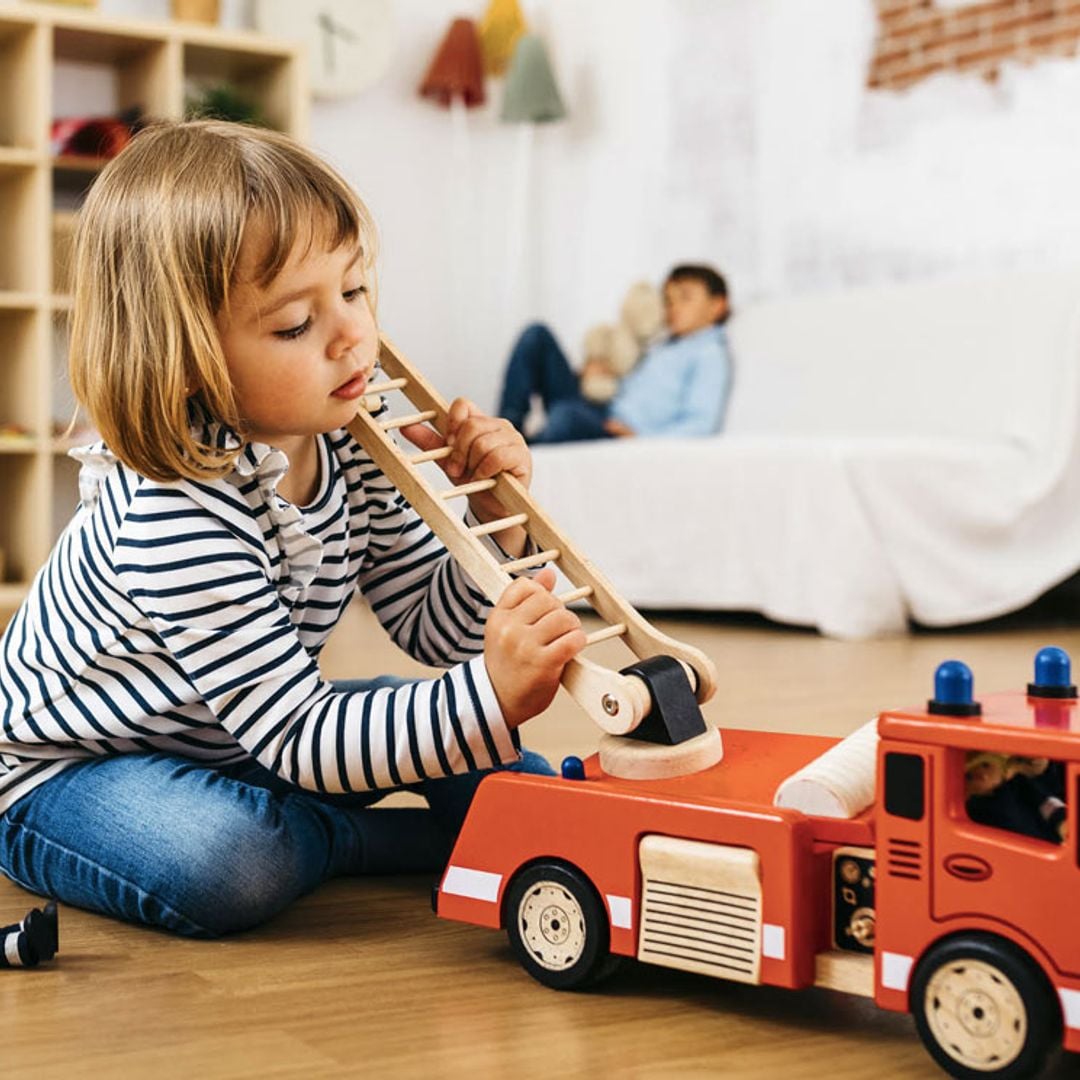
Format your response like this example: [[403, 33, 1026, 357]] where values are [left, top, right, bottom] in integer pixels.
[[504, 862, 618, 991], [911, 935, 1061, 1079]]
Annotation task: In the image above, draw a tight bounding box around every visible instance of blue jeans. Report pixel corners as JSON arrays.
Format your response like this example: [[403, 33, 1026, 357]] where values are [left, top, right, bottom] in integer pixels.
[[498, 323, 612, 444], [0, 677, 554, 938]]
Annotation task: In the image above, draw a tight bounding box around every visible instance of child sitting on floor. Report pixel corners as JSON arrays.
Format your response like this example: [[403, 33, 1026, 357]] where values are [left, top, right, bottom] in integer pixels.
[[497, 264, 733, 443], [0, 121, 585, 938]]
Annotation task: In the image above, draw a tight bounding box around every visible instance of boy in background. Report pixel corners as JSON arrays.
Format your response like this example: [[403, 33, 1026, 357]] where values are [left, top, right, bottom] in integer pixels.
[[497, 264, 732, 443]]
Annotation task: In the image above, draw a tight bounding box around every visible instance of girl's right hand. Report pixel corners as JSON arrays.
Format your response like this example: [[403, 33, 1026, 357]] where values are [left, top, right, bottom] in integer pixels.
[[484, 568, 586, 728]]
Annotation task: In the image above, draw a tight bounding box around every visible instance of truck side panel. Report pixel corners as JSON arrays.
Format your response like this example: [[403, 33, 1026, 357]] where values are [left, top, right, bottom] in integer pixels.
[[437, 772, 821, 990]]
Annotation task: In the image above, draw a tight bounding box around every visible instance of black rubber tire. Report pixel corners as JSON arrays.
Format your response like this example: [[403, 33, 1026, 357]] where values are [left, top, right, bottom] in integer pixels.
[[910, 934, 1061, 1079], [504, 862, 620, 991]]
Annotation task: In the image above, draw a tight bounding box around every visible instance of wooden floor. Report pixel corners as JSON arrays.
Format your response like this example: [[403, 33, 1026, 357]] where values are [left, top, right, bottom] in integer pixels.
[[3, 600, 1079, 1078]]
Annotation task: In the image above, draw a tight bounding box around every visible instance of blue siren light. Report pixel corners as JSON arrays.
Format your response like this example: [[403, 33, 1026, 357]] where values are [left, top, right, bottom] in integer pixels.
[[1029, 646, 1077, 699], [928, 659, 982, 717]]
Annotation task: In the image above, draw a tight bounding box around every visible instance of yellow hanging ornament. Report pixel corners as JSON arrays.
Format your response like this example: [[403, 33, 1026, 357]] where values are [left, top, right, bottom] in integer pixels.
[[479, 0, 527, 77]]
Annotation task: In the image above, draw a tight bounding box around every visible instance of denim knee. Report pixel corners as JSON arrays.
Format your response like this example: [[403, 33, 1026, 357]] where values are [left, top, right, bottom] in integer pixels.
[[510, 749, 557, 777], [516, 322, 556, 351], [0, 756, 328, 939], [163, 788, 324, 937]]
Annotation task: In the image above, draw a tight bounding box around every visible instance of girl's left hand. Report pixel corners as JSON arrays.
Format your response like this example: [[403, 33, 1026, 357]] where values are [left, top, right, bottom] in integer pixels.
[[401, 398, 532, 555]]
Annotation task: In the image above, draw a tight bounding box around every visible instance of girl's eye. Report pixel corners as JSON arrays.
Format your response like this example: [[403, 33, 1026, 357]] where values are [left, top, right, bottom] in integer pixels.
[[344, 285, 367, 302], [275, 317, 312, 341]]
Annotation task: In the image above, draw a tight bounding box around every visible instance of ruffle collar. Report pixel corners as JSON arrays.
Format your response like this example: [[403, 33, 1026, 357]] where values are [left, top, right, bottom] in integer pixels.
[[71, 410, 326, 604]]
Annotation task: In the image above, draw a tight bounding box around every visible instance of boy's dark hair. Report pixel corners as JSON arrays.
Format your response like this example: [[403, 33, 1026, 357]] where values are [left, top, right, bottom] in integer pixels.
[[665, 264, 729, 323]]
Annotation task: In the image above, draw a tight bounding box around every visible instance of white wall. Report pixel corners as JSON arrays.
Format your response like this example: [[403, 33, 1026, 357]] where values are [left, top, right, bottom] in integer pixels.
[[69, 0, 1080, 405]]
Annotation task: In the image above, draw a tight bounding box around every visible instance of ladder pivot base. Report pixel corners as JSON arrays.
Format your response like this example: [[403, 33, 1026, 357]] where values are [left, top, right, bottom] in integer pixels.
[[598, 727, 724, 781]]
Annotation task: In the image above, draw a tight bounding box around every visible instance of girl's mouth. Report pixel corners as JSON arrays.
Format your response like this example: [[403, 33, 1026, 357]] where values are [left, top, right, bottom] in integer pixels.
[[331, 374, 368, 399]]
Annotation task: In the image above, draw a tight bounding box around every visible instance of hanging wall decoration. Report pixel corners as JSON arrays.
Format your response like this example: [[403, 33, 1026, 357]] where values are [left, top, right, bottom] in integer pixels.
[[418, 17, 486, 108], [478, 0, 528, 78], [500, 32, 567, 325], [500, 32, 566, 123]]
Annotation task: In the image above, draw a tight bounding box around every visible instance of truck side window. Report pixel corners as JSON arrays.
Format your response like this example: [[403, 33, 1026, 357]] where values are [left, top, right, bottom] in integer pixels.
[[884, 752, 925, 821], [965, 752, 1067, 844]]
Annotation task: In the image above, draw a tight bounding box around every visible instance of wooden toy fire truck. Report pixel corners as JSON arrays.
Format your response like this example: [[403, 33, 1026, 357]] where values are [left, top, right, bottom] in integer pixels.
[[434, 650, 1080, 1080], [348, 336, 1075, 1078]]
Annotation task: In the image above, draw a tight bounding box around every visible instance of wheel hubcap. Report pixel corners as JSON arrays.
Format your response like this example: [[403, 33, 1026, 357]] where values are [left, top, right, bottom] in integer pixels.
[[519, 882, 587, 971], [924, 958, 1027, 1069]]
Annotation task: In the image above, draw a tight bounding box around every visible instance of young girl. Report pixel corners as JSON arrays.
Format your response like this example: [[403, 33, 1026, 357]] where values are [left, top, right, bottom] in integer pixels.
[[0, 121, 586, 938]]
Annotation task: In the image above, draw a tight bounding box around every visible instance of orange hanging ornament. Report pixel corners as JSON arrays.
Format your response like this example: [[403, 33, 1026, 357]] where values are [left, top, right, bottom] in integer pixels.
[[418, 18, 485, 108]]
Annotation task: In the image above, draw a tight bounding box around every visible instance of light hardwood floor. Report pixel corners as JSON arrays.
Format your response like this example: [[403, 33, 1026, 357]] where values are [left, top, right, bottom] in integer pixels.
[[2, 600, 1078, 1078]]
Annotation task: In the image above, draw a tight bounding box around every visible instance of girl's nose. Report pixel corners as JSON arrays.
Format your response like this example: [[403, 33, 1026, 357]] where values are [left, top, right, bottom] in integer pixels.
[[329, 307, 365, 359]]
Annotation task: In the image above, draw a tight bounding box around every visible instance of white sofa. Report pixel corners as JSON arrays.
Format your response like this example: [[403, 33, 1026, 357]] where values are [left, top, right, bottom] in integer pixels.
[[527, 270, 1080, 638]]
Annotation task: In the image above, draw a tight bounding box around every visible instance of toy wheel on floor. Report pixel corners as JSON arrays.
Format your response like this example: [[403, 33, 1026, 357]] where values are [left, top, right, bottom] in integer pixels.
[[910, 934, 1060, 1079], [504, 862, 620, 991]]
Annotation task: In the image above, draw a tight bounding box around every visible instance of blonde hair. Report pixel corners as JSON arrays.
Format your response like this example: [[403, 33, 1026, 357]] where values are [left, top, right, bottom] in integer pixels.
[[69, 120, 378, 482]]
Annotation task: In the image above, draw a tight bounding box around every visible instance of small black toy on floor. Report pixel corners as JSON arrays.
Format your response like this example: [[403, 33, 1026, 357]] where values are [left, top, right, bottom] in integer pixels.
[[0, 901, 58, 968]]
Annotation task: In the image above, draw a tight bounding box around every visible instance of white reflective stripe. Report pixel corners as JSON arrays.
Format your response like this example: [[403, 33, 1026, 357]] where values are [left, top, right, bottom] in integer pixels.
[[1058, 988, 1080, 1030], [881, 951, 915, 991], [441, 866, 502, 903], [4, 931, 21, 966], [606, 894, 632, 929], [762, 923, 785, 960]]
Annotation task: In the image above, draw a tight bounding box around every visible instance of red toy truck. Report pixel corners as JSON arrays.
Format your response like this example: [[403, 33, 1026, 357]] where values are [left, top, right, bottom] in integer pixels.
[[435, 650, 1080, 1079]]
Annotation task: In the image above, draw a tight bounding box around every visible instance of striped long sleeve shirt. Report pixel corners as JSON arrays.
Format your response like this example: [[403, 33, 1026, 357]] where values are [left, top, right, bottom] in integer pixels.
[[0, 422, 521, 815]]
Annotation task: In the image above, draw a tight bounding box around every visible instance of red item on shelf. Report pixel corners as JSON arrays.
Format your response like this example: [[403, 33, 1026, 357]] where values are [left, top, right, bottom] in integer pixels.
[[50, 115, 135, 159]]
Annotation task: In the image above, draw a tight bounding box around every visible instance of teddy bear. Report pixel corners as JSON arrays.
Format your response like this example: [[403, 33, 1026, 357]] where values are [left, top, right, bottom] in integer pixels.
[[579, 280, 664, 404]]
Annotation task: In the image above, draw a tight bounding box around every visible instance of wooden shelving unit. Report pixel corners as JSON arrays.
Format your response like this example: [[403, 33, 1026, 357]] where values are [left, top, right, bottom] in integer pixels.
[[0, 2, 306, 614]]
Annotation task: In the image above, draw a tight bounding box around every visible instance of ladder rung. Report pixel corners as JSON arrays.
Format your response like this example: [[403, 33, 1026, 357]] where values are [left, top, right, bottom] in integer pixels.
[[381, 410, 437, 431], [440, 479, 497, 499], [584, 623, 627, 646], [366, 378, 408, 394], [470, 513, 528, 537], [557, 585, 593, 604], [503, 549, 559, 574], [409, 446, 453, 464]]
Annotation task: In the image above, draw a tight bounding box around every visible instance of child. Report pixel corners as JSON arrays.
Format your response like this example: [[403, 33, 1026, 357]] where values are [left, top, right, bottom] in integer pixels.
[[0, 121, 586, 938], [497, 264, 732, 443]]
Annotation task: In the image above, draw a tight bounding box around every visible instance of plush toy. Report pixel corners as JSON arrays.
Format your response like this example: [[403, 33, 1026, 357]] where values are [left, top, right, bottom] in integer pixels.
[[0, 900, 58, 969], [579, 281, 664, 404], [964, 751, 1067, 843], [1006, 755, 1068, 840]]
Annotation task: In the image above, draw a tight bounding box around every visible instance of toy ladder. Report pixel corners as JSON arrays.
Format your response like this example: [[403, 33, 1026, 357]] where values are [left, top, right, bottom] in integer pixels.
[[347, 335, 718, 737]]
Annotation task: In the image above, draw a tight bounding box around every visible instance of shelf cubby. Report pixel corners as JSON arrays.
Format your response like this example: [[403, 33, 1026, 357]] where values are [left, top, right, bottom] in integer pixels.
[[0, 165, 45, 293], [50, 451, 80, 544], [0, 16, 44, 151], [0, 3, 304, 618], [0, 308, 45, 438], [0, 453, 46, 585], [183, 40, 301, 132]]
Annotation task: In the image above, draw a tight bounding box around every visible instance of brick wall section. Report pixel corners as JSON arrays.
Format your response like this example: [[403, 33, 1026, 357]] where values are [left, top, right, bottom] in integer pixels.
[[869, 0, 1080, 90]]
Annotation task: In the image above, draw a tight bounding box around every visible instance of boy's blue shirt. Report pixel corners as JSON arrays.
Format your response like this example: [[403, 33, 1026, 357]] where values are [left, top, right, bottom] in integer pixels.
[[609, 323, 731, 437]]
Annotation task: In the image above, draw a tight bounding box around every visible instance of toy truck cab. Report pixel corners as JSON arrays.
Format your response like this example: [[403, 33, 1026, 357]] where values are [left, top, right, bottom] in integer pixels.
[[436, 650, 1080, 1078]]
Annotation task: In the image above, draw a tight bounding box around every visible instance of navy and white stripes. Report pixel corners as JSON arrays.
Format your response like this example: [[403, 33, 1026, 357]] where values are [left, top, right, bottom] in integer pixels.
[[0, 425, 519, 813]]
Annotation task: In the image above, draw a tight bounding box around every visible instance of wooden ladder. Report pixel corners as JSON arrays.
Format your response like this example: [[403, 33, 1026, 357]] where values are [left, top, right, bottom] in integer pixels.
[[346, 335, 717, 737]]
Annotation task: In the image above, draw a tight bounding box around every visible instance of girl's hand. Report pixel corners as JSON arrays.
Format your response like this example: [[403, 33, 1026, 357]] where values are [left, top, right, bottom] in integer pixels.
[[401, 398, 532, 556], [483, 568, 586, 728]]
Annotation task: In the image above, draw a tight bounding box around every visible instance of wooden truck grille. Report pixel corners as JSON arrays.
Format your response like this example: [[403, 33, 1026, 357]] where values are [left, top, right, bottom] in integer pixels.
[[638, 835, 763, 984]]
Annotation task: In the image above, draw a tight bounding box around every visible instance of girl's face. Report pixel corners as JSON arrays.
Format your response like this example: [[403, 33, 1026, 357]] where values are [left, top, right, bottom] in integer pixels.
[[216, 220, 378, 446]]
